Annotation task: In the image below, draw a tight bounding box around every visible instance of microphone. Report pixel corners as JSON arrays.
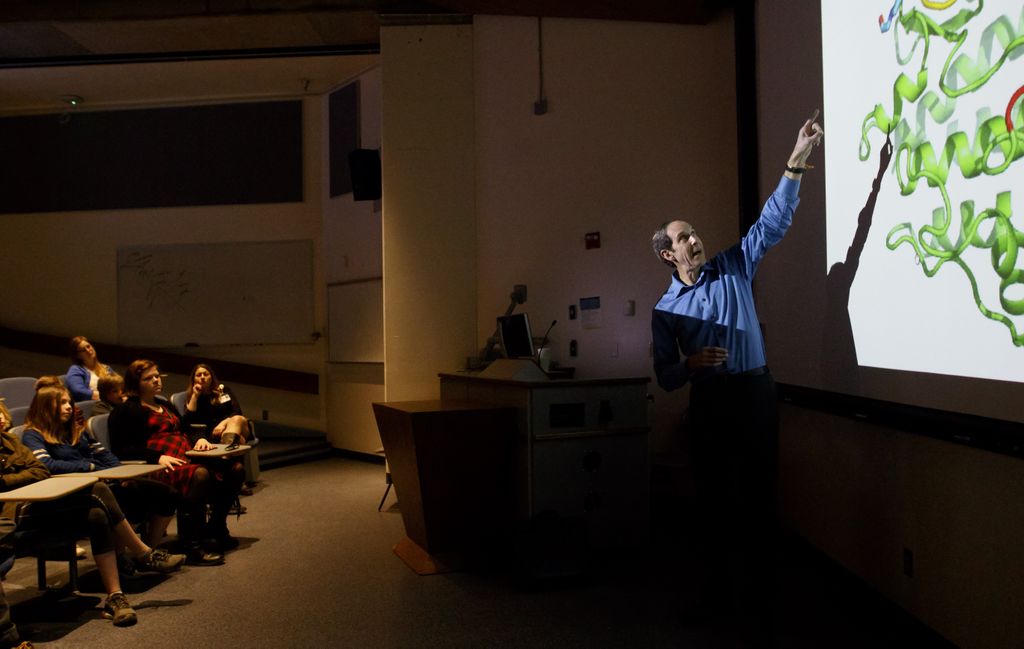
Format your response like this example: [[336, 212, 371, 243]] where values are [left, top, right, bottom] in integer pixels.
[[537, 319, 557, 357]]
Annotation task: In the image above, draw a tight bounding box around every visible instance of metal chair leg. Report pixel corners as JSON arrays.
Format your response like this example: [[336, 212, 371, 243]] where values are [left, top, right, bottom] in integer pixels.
[[36, 555, 46, 591], [377, 481, 392, 512]]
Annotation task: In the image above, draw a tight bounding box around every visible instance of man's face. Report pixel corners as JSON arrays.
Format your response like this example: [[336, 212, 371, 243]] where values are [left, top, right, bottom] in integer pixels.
[[661, 220, 705, 273]]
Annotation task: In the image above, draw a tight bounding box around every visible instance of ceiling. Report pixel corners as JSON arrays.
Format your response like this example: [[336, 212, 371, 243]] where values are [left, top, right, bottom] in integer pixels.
[[0, 0, 723, 114]]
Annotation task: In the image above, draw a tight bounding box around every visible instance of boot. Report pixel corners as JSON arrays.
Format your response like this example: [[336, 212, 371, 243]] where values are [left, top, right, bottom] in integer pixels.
[[178, 507, 224, 566], [205, 503, 239, 553]]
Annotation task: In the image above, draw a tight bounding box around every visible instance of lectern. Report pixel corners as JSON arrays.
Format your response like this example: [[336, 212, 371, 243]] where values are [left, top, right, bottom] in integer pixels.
[[372, 400, 517, 574]]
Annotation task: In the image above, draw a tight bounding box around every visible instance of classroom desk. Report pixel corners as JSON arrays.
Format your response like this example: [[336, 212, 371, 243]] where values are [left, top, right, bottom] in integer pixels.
[[53, 465, 162, 480], [186, 443, 251, 459], [0, 476, 98, 502]]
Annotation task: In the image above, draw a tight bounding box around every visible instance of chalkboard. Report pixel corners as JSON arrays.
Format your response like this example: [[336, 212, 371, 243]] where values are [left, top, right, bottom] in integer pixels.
[[328, 278, 383, 363], [117, 241, 314, 347]]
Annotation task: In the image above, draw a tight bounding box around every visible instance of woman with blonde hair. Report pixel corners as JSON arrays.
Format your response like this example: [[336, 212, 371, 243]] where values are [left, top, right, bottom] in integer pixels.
[[0, 400, 12, 433], [66, 336, 114, 401], [21, 384, 183, 564]]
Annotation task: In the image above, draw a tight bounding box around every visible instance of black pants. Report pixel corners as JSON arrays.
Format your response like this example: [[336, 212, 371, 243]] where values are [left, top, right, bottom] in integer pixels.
[[688, 370, 779, 631], [178, 459, 244, 544], [112, 477, 178, 521], [17, 481, 126, 556], [205, 459, 245, 535]]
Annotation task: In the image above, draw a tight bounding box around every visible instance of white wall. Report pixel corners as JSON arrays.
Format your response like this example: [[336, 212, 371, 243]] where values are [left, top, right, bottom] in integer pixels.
[[473, 14, 739, 452], [323, 66, 387, 453], [0, 94, 347, 432]]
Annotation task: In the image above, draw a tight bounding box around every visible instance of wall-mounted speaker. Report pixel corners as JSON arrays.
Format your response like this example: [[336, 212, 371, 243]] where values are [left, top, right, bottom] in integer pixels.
[[348, 148, 381, 201]]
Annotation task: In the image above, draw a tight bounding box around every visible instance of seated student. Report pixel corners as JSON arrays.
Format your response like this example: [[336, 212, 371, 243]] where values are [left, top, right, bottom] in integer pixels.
[[182, 364, 250, 446], [0, 401, 11, 436], [90, 374, 127, 418], [109, 360, 235, 564], [35, 376, 87, 442], [21, 385, 183, 564], [0, 400, 19, 647], [66, 336, 115, 402], [1, 407, 183, 627], [184, 364, 253, 498]]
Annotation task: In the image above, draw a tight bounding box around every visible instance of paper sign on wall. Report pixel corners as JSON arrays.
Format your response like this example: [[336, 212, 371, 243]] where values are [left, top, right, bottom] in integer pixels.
[[580, 296, 601, 330]]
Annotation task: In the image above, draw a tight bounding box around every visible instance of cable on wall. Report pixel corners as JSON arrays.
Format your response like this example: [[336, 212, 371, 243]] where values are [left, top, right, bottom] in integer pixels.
[[534, 16, 548, 115]]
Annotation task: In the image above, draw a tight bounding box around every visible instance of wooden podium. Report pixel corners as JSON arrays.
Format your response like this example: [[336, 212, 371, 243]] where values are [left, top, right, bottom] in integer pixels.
[[372, 400, 517, 574]]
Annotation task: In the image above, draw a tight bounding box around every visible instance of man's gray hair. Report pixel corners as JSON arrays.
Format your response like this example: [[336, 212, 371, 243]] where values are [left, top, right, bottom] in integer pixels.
[[652, 221, 675, 268]]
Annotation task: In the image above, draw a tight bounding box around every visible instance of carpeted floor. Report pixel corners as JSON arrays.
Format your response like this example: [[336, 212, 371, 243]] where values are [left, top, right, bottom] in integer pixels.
[[4, 457, 956, 648]]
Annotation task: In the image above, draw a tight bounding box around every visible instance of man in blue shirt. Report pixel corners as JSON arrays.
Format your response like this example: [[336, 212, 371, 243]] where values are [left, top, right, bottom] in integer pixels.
[[651, 113, 823, 643]]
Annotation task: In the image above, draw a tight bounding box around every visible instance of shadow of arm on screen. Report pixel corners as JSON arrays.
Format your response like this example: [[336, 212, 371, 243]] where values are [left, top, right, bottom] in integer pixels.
[[845, 134, 893, 275], [821, 134, 893, 390]]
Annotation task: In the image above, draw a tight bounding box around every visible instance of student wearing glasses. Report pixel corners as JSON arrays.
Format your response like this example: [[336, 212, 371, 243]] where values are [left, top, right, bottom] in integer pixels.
[[108, 360, 229, 566]]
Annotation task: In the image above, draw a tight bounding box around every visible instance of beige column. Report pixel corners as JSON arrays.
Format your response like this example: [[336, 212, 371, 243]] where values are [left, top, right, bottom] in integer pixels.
[[380, 17, 477, 401]]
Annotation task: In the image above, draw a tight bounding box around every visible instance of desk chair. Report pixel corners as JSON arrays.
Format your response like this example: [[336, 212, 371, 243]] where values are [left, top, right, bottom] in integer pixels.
[[75, 399, 99, 420], [87, 414, 112, 452], [85, 414, 144, 466], [169, 390, 187, 414], [0, 427, 84, 589], [376, 448, 393, 511], [11, 525, 81, 591], [0, 377, 36, 409], [6, 406, 28, 428]]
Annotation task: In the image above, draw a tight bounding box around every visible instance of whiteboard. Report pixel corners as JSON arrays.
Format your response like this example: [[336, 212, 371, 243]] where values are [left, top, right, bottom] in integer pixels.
[[117, 240, 314, 346], [328, 278, 383, 363]]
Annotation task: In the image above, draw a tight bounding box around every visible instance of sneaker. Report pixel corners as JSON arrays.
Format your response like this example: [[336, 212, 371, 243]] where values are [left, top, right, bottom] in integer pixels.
[[102, 592, 137, 627], [135, 548, 185, 573]]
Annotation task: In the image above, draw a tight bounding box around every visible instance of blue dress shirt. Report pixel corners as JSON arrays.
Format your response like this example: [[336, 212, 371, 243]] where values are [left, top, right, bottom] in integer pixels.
[[652, 176, 801, 391]]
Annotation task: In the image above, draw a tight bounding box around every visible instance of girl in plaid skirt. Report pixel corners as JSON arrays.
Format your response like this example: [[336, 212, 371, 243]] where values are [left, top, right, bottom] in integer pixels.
[[109, 360, 242, 566]]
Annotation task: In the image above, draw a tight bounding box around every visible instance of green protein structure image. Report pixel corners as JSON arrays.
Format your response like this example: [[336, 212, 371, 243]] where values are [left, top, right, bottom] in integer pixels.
[[859, 0, 1024, 346]]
